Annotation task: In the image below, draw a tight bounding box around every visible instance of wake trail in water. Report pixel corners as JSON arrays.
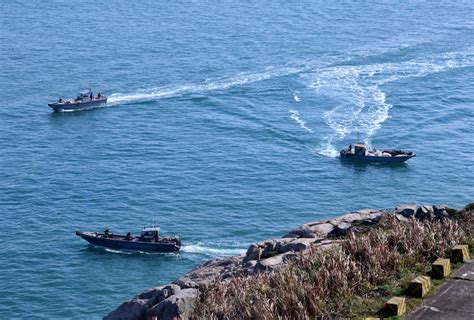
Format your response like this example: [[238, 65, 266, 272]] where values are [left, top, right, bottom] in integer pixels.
[[103, 248, 168, 255], [108, 66, 305, 104], [106, 48, 474, 160], [311, 50, 474, 157], [181, 244, 245, 256], [293, 91, 301, 101], [102, 244, 244, 256], [290, 110, 313, 133]]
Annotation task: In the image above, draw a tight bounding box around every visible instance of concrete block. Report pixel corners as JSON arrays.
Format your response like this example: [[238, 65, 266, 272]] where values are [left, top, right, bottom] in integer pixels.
[[408, 275, 432, 298], [432, 258, 451, 279], [385, 296, 406, 316], [451, 245, 470, 263]]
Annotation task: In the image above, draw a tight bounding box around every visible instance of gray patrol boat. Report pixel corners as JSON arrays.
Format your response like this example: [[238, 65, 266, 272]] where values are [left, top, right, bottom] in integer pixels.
[[340, 143, 415, 163], [48, 90, 107, 112], [76, 226, 181, 252]]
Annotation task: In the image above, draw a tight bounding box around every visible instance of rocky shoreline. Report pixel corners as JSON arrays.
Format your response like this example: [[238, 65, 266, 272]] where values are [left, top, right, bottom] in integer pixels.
[[105, 203, 454, 320]]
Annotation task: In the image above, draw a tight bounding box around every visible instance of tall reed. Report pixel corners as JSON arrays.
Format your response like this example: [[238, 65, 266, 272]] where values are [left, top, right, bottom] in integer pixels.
[[193, 207, 473, 319]]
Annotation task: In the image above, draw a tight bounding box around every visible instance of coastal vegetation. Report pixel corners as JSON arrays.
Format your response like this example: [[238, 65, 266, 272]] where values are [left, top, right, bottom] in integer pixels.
[[192, 205, 473, 319]]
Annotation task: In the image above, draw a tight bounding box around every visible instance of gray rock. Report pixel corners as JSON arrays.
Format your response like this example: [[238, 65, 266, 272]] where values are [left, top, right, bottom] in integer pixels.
[[256, 254, 284, 271], [261, 240, 278, 258], [147, 288, 198, 320], [278, 238, 316, 254], [284, 226, 316, 238], [214, 258, 233, 267], [396, 203, 417, 217], [284, 221, 334, 239], [395, 213, 409, 222], [138, 285, 180, 305], [172, 279, 198, 289], [245, 244, 259, 257], [242, 260, 257, 269], [332, 221, 352, 236], [330, 212, 362, 224], [415, 205, 434, 221], [104, 299, 149, 320], [366, 211, 385, 221], [434, 209, 450, 220], [104, 285, 181, 320], [173, 256, 244, 289], [273, 238, 292, 253], [355, 209, 375, 216], [311, 223, 335, 237], [358, 212, 386, 226], [282, 232, 299, 238], [433, 204, 449, 215], [243, 244, 263, 262]]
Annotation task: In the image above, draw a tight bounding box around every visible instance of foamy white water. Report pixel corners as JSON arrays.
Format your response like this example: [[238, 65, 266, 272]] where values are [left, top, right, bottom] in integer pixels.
[[293, 91, 301, 101], [290, 110, 313, 133], [311, 51, 474, 156], [181, 244, 245, 256], [108, 66, 305, 104]]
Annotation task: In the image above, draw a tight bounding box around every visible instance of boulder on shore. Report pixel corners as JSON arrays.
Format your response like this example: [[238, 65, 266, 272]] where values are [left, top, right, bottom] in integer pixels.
[[395, 203, 417, 218], [284, 222, 334, 238], [146, 288, 198, 320], [415, 205, 435, 220], [333, 221, 352, 236], [104, 284, 181, 320], [433, 204, 450, 220]]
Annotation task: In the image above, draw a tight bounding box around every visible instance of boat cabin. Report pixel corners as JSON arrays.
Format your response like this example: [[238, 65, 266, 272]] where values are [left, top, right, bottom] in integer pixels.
[[354, 144, 366, 156], [77, 91, 92, 100], [141, 226, 160, 240]]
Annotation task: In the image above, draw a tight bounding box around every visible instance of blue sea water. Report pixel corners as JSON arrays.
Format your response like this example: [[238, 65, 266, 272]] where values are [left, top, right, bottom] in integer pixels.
[[1, 0, 473, 318]]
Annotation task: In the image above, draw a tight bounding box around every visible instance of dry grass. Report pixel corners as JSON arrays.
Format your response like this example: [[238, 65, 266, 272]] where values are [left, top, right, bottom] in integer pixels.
[[193, 206, 473, 319]]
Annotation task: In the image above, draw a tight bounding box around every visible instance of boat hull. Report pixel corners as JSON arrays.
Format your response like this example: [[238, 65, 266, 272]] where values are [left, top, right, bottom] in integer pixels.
[[76, 231, 180, 252], [340, 153, 415, 163], [48, 98, 108, 112]]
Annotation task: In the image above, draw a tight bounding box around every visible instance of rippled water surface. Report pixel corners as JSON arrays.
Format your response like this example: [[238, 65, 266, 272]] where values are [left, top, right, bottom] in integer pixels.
[[1, 1, 474, 318]]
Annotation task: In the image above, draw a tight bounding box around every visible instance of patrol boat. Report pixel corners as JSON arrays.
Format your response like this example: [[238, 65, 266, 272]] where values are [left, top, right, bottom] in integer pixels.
[[340, 143, 415, 163], [48, 90, 107, 112], [75, 226, 181, 252]]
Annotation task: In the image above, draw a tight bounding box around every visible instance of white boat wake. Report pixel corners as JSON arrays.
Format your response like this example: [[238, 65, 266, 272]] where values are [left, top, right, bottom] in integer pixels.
[[108, 66, 305, 104], [290, 110, 313, 133], [310, 50, 474, 157], [101, 244, 245, 256], [293, 91, 301, 101], [102, 46, 474, 161], [181, 244, 245, 256]]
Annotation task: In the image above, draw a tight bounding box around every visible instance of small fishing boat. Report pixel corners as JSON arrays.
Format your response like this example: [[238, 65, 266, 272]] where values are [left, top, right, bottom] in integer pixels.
[[340, 143, 415, 163], [48, 90, 107, 112], [75, 226, 181, 252]]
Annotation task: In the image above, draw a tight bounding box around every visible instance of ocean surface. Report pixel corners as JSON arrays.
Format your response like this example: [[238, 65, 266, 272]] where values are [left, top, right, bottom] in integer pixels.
[[1, 0, 473, 318]]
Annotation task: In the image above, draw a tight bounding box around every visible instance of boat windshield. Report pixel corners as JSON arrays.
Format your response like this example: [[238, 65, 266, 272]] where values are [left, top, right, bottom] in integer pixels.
[[141, 227, 160, 237], [77, 91, 91, 99]]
